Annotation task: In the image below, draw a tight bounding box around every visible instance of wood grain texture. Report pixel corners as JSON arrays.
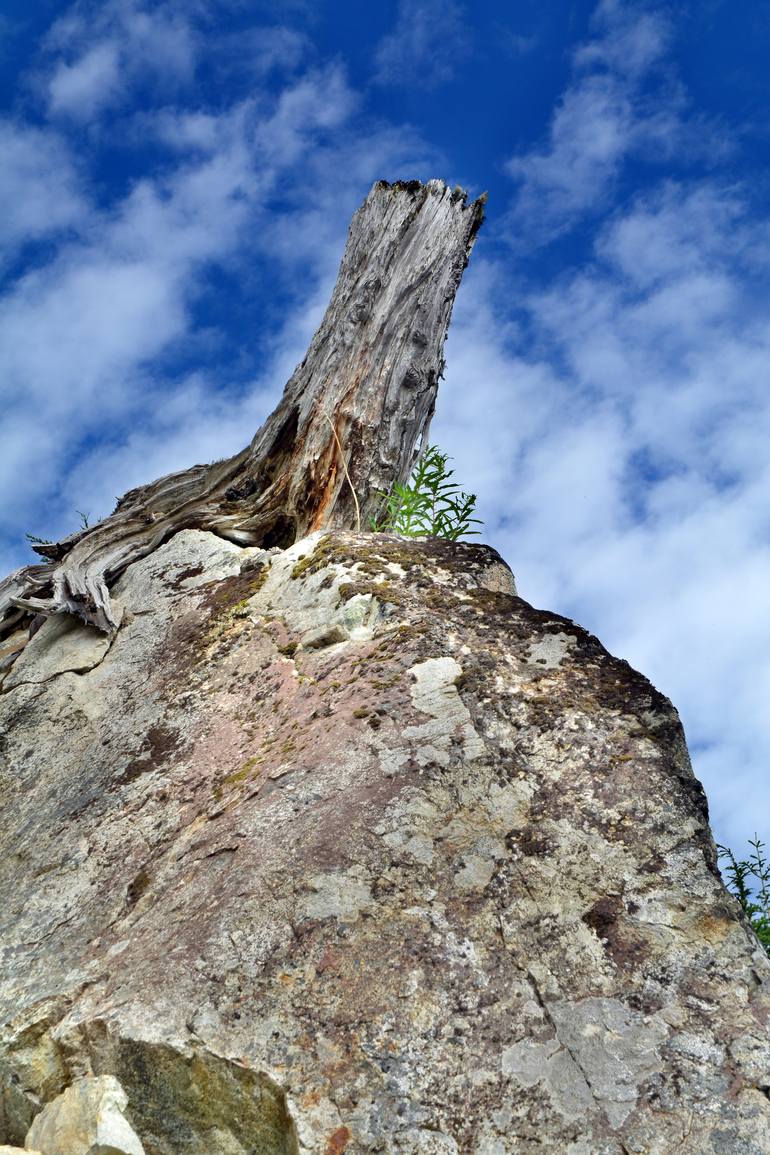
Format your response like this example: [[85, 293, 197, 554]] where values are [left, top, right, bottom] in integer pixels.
[[0, 179, 485, 635]]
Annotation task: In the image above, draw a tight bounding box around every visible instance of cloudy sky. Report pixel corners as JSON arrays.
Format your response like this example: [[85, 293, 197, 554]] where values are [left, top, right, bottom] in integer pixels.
[[2, 0, 769, 853]]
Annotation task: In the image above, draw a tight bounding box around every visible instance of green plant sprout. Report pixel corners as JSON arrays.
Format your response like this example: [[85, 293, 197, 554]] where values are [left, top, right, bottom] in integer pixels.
[[717, 835, 770, 956], [25, 510, 94, 552], [370, 444, 482, 541]]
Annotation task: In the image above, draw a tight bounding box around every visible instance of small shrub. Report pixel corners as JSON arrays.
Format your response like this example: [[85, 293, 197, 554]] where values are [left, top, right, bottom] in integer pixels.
[[717, 835, 770, 955], [370, 445, 482, 541], [25, 509, 96, 553]]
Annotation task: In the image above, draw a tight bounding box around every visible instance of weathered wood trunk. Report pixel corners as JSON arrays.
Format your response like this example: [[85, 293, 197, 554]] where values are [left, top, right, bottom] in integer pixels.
[[0, 179, 485, 635]]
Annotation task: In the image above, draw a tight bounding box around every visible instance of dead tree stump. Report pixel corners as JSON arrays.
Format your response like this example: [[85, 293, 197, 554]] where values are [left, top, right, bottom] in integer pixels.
[[0, 179, 485, 635]]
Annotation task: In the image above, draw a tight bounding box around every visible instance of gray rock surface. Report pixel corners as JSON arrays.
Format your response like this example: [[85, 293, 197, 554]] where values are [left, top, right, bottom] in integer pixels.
[[4, 614, 113, 689], [0, 529, 768, 1154]]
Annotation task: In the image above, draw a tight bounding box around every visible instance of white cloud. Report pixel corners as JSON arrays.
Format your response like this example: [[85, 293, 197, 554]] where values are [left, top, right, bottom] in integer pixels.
[[252, 66, 356, 167], [506, 75, 639, 237], [0, 121, 87, 254], [575, 0, 671, 77], [48, 41, 121, 119], [148, 108, 236, 155], [504, 1, 723, 245], [44, 0, 197, 121], [119, 5, 195, 81], [226, 25, 309, 79], [374, 0, 469, 89], [596, 182, 760, 289]]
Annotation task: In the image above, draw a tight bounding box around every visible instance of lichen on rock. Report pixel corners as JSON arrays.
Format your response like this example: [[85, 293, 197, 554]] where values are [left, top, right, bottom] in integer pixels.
[[0, 529, 768, 1154]]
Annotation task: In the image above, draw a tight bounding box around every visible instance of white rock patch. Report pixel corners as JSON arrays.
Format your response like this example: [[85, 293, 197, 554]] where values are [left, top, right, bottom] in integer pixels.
[[25, 1075, 144, 1155], [405, 656, 486, 762], [527, 632, 577, 669], [299, 869, 373, 922]]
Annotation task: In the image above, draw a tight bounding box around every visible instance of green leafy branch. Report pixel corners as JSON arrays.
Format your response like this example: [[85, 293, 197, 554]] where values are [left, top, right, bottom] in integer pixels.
[[370, 445, 482, 541], [25, 510, 93, 552], [718, 835, 770, 956]]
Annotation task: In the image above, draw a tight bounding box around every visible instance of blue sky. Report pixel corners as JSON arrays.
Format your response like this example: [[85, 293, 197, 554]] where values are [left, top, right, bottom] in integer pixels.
[[2, 0, 770, 852]]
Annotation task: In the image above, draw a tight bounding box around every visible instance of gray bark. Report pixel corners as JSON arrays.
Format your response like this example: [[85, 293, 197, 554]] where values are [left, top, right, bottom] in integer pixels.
[[0, 179, 485, 635]]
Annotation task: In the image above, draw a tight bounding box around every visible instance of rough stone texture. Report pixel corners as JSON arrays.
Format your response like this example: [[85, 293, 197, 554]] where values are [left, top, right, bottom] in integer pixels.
[[4, 615, 114, 690], [25, 1075, 144, 1155], [0, 630, 28, 676], [0, 529, 768, 1154]]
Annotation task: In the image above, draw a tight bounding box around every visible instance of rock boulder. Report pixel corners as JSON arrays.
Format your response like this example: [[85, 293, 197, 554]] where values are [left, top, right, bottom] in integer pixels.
[[0, 530, 768, 1154]]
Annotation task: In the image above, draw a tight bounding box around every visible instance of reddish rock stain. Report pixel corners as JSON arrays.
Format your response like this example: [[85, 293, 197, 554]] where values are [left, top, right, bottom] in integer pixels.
[[325, 1126, 351, 1154]]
